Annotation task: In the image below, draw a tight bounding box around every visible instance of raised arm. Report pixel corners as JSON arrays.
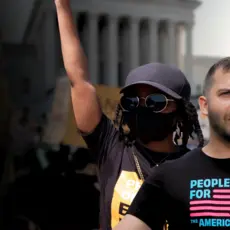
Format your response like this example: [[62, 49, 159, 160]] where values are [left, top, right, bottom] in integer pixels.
[[55, 0, 101, 133]]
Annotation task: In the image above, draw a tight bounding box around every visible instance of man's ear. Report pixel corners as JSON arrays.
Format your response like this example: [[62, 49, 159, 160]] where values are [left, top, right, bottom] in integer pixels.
[[198, 96, 208, 118]]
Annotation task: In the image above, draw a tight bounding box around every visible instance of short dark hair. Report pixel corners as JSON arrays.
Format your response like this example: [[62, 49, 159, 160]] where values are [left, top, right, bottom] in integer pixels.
[[114, 99, 204, 148], [203, 57, 230, 96]]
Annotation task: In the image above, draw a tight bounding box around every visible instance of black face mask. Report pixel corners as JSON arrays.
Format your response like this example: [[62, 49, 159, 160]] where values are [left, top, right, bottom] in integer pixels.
[[124, 107, 177, 144]]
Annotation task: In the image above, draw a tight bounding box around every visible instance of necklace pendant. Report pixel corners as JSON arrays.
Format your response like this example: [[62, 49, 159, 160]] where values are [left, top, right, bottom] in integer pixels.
[[156, 164, 159, 167]]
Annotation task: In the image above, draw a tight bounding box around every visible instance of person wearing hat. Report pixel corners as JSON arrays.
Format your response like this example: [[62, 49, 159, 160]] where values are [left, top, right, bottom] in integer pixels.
[[54, 0, 204, 229]]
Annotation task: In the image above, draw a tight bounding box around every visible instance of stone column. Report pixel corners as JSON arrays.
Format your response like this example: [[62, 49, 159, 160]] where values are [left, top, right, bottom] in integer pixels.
[[185, 22, 195, 95], [43, 10, 57, 90], [88, 13, 99, 84], [149, 18, 158, 63], [168, 20, 177, 66], [105, 15, 119, 86], [120, 19, 130, 86], [129, 17, 140, 70], [158, 22, 165, 63], [161, 24, 168, 64], [140, 20, 148, 65], [175, 25, 181, 68]]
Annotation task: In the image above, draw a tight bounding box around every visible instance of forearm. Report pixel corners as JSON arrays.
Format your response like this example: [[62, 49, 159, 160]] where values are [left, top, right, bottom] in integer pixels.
[[54, 0, 101, 133], [55, 2, 87, 85]]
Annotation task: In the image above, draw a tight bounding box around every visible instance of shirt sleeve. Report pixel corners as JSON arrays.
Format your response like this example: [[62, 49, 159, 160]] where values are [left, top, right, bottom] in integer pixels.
[[81, 113, 120, 168], [127, 166, 167, 230]]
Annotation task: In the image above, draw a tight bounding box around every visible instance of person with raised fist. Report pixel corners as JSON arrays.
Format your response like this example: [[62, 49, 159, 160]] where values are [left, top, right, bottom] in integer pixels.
[[54, 0, 204, 229]]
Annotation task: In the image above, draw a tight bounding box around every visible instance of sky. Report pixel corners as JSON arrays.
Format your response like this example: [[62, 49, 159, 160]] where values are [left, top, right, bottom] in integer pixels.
[[193, 0, 230, 57]]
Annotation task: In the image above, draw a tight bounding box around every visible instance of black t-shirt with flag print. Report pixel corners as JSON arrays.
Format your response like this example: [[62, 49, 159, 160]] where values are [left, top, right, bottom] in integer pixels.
[[128, 148, 230, 230], [82, 114, 189, 229]]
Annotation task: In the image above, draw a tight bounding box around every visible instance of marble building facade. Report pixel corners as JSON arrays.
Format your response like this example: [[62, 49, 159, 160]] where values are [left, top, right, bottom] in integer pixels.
[[29, 0, 201, 93]]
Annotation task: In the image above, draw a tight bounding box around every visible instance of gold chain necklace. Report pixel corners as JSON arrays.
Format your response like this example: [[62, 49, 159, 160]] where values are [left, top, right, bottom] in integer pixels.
[[132, 146, 170, 230], [131, 146, 172, 181], [132, 147, 145, 181]]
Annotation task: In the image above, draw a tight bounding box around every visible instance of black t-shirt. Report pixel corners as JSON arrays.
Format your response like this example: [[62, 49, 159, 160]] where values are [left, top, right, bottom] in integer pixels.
[[128, 148, 230, 230], [83, 114, 189, 229]]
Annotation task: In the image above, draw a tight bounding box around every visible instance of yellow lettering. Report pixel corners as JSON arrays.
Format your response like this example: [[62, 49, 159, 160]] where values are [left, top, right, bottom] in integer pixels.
[[126, 180, 142, 191], [126, 180, 135, 188]]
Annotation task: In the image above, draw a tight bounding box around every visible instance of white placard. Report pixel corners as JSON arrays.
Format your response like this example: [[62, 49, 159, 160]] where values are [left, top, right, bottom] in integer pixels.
[[43, 76, 70, 144]]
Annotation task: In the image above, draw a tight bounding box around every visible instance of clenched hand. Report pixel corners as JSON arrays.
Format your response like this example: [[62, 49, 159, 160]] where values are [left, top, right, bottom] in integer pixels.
[[54, 0, 70, 7]]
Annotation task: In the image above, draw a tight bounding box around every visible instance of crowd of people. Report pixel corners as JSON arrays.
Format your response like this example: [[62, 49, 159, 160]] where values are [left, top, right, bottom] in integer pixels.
[[2, 143, 100, 230]]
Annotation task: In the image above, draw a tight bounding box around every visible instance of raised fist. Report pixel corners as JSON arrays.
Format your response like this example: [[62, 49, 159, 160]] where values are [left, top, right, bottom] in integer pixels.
[[54, 0, 70, 7]]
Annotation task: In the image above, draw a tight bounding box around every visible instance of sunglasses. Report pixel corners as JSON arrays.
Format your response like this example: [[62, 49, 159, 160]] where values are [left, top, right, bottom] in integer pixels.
[[120, 94, 175, 113]]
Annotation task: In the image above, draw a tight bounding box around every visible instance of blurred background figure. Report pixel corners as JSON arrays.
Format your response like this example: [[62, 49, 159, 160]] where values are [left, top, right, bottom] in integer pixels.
[[6, 216, 41, 230], [2, 145, 100, 230]]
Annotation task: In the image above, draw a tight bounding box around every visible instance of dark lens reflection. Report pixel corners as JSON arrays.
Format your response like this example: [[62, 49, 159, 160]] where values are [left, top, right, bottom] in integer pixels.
[[120, 96, 139, 111], [146, 94, 167, 111]]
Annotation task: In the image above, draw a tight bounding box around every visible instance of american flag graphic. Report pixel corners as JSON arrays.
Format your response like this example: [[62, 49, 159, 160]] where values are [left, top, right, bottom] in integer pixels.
[[190, 189, 230, 217]]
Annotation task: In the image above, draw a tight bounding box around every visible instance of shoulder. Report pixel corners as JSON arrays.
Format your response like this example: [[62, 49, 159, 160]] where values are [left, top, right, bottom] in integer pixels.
[[80, 113, 115, 136], [146, 148, 202, 185], [81, 113, 121, 148], [167, 145, 190, 161], [163, 147, 202, 169]]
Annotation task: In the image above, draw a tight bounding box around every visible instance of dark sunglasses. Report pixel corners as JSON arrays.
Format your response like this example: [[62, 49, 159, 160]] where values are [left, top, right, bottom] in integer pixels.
[[120, 94, 175, 113]]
